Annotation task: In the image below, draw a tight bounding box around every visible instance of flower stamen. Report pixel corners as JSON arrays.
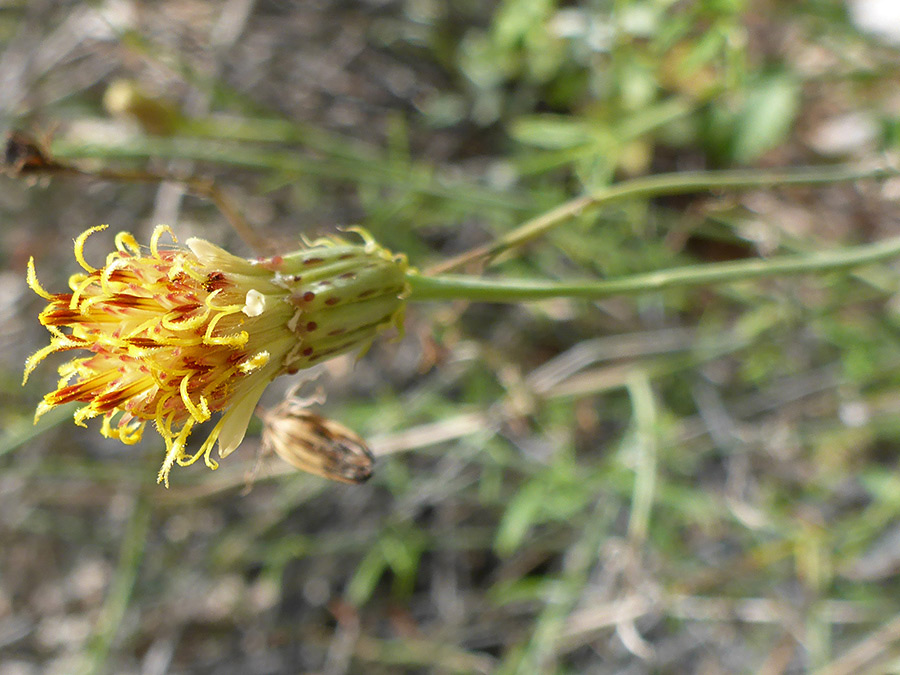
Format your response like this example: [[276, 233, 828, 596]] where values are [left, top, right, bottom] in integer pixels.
[[74, 225, 108, 273]]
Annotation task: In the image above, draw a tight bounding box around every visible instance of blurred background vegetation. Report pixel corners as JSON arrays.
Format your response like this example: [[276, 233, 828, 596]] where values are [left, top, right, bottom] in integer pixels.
[[3, 0, 900, 673]]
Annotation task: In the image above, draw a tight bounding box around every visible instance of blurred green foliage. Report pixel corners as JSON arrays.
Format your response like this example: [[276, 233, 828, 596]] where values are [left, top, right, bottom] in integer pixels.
[[6, 0, 900, 673]]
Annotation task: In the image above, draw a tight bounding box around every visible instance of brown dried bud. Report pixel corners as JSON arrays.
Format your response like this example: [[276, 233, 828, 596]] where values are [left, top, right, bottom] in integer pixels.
[[261, 402, 374, 484], [4, 130, 61, 175]]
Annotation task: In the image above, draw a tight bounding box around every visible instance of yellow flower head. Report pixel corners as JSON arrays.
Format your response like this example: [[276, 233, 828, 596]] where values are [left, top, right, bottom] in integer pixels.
[[24, 225, 408, 486]]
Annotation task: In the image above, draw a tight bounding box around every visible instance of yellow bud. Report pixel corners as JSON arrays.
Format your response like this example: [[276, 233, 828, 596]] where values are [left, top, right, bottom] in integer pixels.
[[103, 79, 181, 136]]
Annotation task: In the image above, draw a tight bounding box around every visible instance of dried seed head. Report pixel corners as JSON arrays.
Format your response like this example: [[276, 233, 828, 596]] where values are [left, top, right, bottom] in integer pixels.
[[261, 402, 374, 484], [4, 130, 60, 175]]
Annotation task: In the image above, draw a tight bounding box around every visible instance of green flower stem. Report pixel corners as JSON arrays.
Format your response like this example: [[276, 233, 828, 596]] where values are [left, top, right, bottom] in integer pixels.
[[428, 162, 900, 274], [407, 234, 900, 303]]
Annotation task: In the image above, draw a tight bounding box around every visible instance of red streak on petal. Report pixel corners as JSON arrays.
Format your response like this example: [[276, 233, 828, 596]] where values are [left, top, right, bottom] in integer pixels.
[[181, 358, 212, 374], [108, 294, 162, 310], [107, 270, 140, 284], [227, 351, 249, 364], [174, 302, 203, 313], [50, 370, 120, 404], [94, 379, 154, 412], [126, 337, 160, 348], [41, 309, 86, 324]]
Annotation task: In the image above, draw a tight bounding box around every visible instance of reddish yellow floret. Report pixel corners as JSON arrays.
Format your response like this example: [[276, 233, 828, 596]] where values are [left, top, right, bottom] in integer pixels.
[[24, 225, 409, 486]]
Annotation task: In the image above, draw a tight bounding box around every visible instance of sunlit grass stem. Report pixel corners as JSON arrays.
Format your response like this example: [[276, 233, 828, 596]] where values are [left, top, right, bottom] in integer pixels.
[[428, 162, 900, 273], [408, 234, 900, 303]]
